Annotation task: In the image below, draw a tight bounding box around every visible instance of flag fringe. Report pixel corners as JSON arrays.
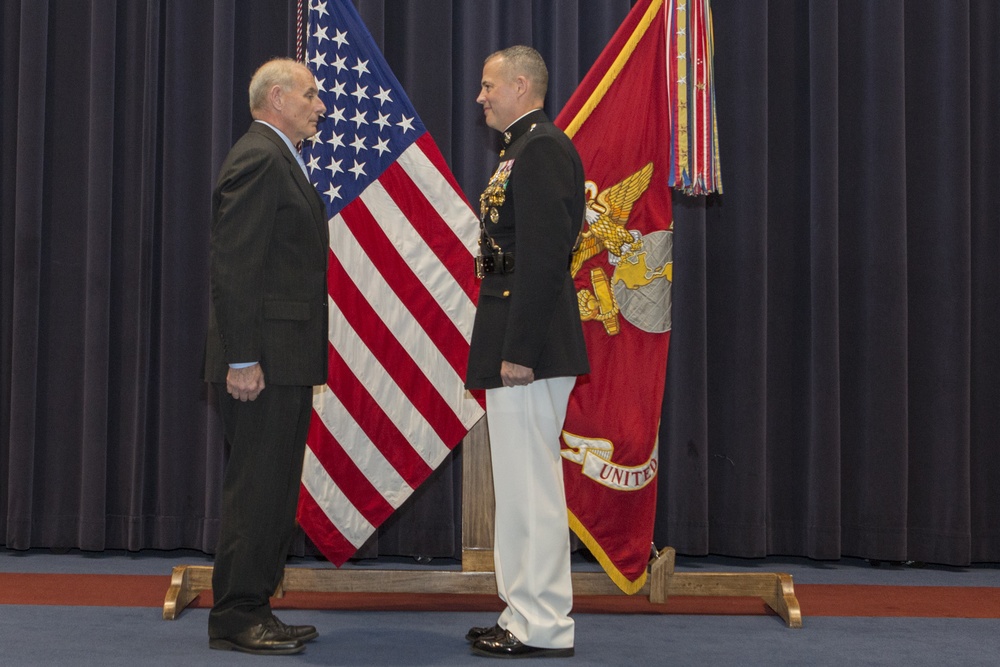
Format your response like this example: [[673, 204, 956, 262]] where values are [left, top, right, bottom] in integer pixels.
[[568, 510, 649, 595]]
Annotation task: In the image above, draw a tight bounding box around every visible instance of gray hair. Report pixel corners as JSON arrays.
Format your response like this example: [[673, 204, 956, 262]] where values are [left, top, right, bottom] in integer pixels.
[[248, 57, 305, 113], [486, 45, 548, 100]]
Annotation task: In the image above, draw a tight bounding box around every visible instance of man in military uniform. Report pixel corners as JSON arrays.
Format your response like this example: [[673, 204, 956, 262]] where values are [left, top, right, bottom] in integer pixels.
[[465, 45, 589, 659]]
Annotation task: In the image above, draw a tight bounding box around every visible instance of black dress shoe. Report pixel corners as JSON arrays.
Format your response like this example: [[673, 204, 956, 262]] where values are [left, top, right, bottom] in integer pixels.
[[472, 630, 574, 658], [209, 622, 305, 655], [466, 624, 504, 643], [270, 615, 319, 642]]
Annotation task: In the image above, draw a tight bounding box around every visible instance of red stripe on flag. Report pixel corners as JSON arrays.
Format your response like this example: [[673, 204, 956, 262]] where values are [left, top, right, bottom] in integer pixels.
[[379, 158, 477, 306], [297, 485, 361, 567], [306, 415, 397, 528], [356, 164, 475, 378], [329, 204, 469, 447], [324, 342, 434, 488], [414, 134, 471, 218], [327, 240, 467, 448], [406, 134, 481, 301]]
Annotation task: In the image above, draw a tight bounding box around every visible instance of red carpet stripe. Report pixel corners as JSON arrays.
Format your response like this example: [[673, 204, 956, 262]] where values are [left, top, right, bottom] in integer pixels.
[[2, 573, 1000, 618]]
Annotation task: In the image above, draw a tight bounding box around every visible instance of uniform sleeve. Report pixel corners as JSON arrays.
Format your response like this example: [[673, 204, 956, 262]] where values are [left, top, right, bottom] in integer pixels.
[[502, 134, 579, 367]]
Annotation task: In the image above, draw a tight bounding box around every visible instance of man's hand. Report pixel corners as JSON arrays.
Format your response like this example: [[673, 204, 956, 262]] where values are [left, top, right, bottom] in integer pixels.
[[501, 360, 534, 387], [227, 363, 265, 401]]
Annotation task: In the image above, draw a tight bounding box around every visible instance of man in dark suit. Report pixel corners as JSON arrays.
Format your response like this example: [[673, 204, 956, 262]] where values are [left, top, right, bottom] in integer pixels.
[[465, 46, 589, 659], [204, 57, 328, 656]]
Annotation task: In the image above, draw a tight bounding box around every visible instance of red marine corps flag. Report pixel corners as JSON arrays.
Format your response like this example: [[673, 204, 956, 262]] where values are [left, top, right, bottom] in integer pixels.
[[295, 0, 484, 566], [556, 0, 721, 592]]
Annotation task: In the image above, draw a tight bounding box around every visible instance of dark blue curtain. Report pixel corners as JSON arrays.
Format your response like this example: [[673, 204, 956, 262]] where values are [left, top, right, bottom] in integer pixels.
[[2, 0, 998, 566]]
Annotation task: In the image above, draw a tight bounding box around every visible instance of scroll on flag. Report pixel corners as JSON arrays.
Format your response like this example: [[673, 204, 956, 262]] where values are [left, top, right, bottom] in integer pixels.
[[556, 0, 721, 593], [296, 0, 484, 566]]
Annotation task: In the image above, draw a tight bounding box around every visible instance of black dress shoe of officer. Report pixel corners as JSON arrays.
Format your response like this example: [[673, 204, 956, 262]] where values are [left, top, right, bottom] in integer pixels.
[[270, 615, 319, 642], [472, 630, 574, 658], [466, 624, 504, 643], [208, 622, 305, 655]]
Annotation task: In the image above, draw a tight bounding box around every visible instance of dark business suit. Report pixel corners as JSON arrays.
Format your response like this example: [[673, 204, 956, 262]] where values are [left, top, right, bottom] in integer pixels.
[[465, 109, 588, 649], [204, 122, 329, 637]]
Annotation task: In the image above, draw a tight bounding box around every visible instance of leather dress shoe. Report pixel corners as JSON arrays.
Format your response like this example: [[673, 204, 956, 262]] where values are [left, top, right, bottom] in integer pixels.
[[271, 615, 319, 642], [209, 622, 304, 655], [466, 624, 504, 643], [472, 629, 574, 659]]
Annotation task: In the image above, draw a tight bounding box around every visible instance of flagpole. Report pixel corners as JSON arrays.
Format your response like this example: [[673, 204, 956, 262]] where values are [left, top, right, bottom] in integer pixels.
[[295, 0, 305, 62]]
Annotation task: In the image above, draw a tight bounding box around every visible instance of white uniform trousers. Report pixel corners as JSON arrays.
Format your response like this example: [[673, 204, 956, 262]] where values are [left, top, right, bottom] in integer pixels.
[[485, 375, 576, 649]]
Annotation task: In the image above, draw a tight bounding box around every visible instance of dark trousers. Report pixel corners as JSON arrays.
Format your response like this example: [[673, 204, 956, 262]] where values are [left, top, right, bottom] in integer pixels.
[[208, 382, 313, 638]]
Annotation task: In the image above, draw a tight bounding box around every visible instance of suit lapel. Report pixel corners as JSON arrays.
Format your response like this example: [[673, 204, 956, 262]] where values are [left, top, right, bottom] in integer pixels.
[[251, 123, 329, 245]]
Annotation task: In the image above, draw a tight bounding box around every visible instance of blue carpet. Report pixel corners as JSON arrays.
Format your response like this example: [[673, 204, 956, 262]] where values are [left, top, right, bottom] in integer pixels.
[[2, 605, 999, 666], [2, 549, 1000, 665]]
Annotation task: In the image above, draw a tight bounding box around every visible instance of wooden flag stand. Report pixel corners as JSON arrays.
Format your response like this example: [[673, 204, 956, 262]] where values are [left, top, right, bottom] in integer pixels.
[[163, 420, 801, 627]]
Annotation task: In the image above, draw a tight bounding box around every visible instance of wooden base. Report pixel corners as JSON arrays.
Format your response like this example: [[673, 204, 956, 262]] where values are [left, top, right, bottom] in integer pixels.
[[170, 419, 801, 627], [162, 546, 801, 627]]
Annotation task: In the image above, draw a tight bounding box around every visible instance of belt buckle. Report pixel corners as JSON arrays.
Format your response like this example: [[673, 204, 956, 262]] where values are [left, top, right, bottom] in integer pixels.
[[475, 255, 495, 279]]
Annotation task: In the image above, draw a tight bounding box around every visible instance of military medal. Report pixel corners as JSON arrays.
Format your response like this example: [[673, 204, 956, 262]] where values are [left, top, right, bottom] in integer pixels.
[[479, 159, 515, 223]]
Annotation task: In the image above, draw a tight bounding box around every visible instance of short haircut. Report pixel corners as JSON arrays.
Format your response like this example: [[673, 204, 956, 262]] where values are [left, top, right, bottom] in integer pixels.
[[486, 45, 548, 100], [248, 57, 304, 113]]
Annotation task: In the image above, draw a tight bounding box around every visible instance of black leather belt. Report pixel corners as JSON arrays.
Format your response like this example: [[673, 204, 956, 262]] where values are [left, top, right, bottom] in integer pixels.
[[475, 252, 515, 278]]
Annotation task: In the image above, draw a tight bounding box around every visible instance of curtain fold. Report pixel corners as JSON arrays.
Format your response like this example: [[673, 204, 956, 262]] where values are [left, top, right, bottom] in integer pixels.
[[653, 0, 1000, 565], [2, 0, 998, 567]]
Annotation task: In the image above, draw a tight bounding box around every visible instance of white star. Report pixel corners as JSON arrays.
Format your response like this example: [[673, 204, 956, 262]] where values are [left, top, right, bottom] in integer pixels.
[[375, 87, 393, 106], [676, 52, 687, 61], [351, 83, 369, 103], [331, 54, 347, 74], [352, 59, 370, 77], [306, 131, 323, 147], [324, 181, 341, 201], [315, 77, 327, 93], [325, 157, 343, 176], [306, 154, 321, 173], [327, 131, 345, 150], [313, 1, 329, 19], [332, 29, 348, 49], [397, 115, 415, 133], [374, 112, 392, 131], [327, 106, 346, 125], [350, 134, 367, 152], [678, 76, 687, 85], [373, 137, 391, 156], [350, 108, 368, 127], [330, 80, 347, 99], [309, 51, 327, 68], [313, 25, 328, 43], [349, 160, 367, 179]]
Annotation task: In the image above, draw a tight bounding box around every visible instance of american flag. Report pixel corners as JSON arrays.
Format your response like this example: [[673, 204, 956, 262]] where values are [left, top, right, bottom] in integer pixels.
[[296, 0, 484, 566]]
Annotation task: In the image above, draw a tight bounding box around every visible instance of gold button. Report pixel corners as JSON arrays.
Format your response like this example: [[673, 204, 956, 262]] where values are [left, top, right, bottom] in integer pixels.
[[502, 290, 510, 297]]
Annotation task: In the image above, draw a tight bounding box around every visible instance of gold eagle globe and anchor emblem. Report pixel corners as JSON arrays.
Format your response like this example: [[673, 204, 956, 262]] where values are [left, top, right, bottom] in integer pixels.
[[572, 161, 673, 336], [560, 163, 672, 493]]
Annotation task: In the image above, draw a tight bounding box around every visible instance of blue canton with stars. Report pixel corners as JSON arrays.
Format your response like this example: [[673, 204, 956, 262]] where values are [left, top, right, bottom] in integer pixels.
[[302, 0, 427, 219]]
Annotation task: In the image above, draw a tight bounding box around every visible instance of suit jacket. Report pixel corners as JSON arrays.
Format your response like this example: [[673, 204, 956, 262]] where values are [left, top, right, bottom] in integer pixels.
[[204, 122, 329, 387], [465, 110, 589, 390]]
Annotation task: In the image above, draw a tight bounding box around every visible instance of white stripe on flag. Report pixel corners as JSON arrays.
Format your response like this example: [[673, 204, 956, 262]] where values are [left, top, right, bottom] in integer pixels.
[[355, 182, 481, 426], [325, 277, 451, 467], [301, 446, 374, 550], [311, 376, 413, 508], [395, 143, 481, 259]]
